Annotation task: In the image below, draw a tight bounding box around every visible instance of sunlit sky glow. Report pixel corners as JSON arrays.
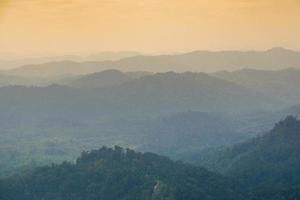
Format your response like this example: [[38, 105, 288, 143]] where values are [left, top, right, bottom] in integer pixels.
[[0, 0, 300, 57]]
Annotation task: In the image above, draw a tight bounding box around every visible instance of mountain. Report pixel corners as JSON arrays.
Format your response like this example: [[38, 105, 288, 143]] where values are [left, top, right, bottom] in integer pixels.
[[140, 111, 249, 158], [69, 70, 135, 88], [120, 103, 300, 163], [105, 72, 279, 114], [4, 61, 111, 77], [5, 48, 300, 77], [0, 55, 82, 70], [85, 51, 140, 61], [109, 47, 300, 72], [0, 72, 282, 178], [229, 116, 300, 186], [0, 71, 278, 123], [0, 72, 279, 128], [2, 128, 300, 200], [1, 146, 241, 200], [0, 51, 140, 70], [0, 74, 31, 86], [195, 116, 300, 189], [0, 73, 76, 87], [214, 68, 300, 105], [179, 116, 300, 199]]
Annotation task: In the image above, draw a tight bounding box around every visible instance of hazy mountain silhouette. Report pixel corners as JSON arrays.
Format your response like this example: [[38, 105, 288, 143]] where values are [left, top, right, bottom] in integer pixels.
[[5, 48, 300, 77], [0, 51, 140, 70], [140, 111, 248, 158], [104, 72, 279, 113], [5, 61, 113, 77], [0, 72, 278, 120], [85, 51, 140, 61], [69, 70, 135, 88], [214, 68, 300, 105], [110, 47, 300, 72], [0, 74, 31, 86]]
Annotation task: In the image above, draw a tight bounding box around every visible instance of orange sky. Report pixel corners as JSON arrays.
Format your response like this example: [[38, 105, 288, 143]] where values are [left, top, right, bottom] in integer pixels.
[[0, 0, 300, 57]]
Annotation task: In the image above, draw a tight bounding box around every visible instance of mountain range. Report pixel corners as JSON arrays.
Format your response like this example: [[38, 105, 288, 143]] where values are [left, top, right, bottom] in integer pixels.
[[0, 69, 297, 178], [0, 51, 140, 70], [214, 68, 300, 105], [3, 116, 300, 200], [1, 67, 300, 110], [2, 48, 300, 77]]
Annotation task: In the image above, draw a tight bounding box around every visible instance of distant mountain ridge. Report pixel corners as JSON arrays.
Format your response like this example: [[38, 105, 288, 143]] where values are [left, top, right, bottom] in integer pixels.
[[140, 111, 248, 158], [0, 51, 140, 70], [99, 71, 278, 113], [0, 71, 277, 119], [4, 48, 300, 77], [1, 67, 300, 109], [214, 68, 300, 105], [69, 70, 135, 88]]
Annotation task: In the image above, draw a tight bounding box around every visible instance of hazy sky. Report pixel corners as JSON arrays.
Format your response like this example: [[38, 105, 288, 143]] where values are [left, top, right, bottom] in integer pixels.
[[0, 0, 300, 58]]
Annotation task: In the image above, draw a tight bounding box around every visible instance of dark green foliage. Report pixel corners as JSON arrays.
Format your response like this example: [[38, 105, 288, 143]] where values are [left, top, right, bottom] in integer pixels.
[[1, 146, 241, 200], [227, 116, 300, 187], [196, 116, 300, 195], [248, 186, 300, 200], [2, 115, 300, 200]]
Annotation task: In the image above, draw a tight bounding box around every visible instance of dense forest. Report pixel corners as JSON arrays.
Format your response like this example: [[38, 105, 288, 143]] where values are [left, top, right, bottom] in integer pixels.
[[187, 116, 300, 199], [1, 146, 241, 200], [2, 117, 300, 200]]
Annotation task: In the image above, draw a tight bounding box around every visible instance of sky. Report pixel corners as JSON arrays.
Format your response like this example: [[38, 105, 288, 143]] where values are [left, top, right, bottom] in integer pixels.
[[0, 0, 300, 58]]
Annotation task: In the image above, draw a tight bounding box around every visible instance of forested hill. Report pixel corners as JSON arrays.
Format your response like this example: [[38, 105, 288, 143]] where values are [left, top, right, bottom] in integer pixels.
[[2, 120, 300, 200], [228, 116, 300, 186], [195, 116, 300, 192], [1, 146, 241, 200]]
